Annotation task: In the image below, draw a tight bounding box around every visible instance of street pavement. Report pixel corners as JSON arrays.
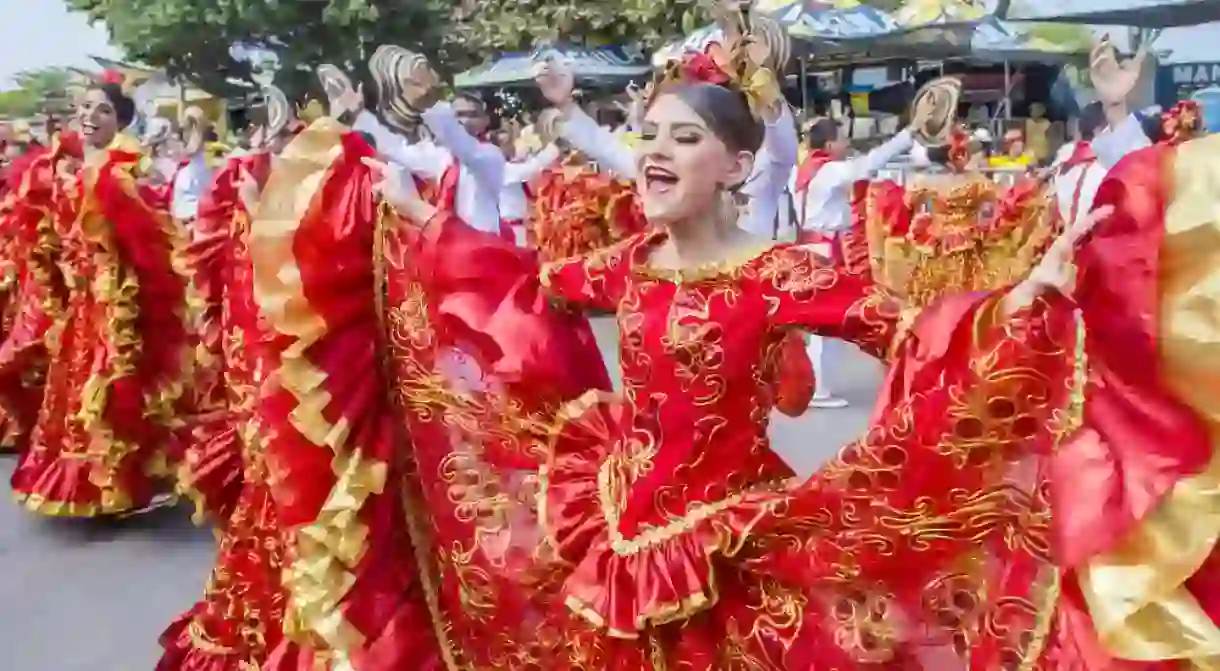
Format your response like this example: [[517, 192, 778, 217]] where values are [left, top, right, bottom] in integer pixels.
[[0, 318, 884, 671]]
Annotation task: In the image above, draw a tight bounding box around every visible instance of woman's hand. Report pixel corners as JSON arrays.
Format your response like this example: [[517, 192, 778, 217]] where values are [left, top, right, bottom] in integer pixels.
[[362, 156, 437, 226], [1003, 204, 1114, 314]]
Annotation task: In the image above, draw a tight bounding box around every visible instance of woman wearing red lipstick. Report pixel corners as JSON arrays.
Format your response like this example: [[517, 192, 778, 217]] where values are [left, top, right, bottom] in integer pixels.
[[242, 17, 1125, 666]]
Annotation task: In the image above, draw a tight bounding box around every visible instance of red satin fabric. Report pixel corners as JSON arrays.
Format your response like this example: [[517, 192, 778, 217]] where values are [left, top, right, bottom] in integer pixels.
[[0, 143, 56, 452], [254, 132, 444, 670], [366, 201, 1087, 667], [158, 150, 294, 671], [1056, 144, 1213, 568]]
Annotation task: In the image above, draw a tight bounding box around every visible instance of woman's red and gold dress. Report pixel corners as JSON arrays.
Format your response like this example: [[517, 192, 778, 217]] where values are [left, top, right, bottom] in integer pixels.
[[251, 120, 1106, 669], [214, 121, 455, 670], [9, 134, 195, 516], [157, 150, 304, 671], [0, 142, 57, 452]]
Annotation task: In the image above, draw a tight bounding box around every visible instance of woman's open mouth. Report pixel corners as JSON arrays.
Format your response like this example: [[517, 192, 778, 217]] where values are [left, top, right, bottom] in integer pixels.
[[643, 165, 679, 193]]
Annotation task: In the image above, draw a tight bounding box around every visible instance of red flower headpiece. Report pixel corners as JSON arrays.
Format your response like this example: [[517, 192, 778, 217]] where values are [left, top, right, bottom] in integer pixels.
[[1160, 100, 1202, 147], [678, 50, 732, 87], [100, 69, 125, 86], [650, 38, 781, 120]]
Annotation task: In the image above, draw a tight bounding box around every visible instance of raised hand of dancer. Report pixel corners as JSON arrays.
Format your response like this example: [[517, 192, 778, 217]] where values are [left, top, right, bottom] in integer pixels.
[[1003, 204, 1114, 314], [1091, 35, 1146, 107], [363, 156, 437, 226]]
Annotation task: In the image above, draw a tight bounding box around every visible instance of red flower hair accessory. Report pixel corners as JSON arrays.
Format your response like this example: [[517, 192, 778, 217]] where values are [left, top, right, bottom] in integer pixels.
[[947, 125, 971, 173], [679, 50, 732, 87], [1161, 100, 1202, 146], [649, 37, 781, 121], [101, 69, 125, 86]]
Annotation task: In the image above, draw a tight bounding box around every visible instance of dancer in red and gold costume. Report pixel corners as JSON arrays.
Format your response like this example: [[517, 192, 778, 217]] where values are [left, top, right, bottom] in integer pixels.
[[528, 149, 645, 263], [1041, 61, 1220, 671], [163, 74, 445, 670], [8, 74, 195, 516], [157, 85, 298, 670], [0, 137, 54, 453], [242, 26, 1136, 666]]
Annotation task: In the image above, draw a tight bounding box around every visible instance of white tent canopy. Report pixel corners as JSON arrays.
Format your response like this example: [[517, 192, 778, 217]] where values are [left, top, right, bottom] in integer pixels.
[[1006, 0, 1220, 28]]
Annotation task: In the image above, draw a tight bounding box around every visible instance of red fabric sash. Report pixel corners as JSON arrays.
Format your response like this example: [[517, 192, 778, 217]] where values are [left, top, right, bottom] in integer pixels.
[[1058, 141, 1097, 175], [793, 150, 833, 194], [436, 161, 460, 212], [1058, 142, 1099, 226]]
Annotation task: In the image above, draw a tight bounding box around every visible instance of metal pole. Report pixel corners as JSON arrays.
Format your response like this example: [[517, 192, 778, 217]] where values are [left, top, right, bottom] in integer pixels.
[[1004, 60, 1011, 120], [800, 55, 808, 120]]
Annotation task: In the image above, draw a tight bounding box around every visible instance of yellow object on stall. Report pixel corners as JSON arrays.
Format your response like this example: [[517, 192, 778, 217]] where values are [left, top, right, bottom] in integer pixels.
[[850, 91, 870, 115]]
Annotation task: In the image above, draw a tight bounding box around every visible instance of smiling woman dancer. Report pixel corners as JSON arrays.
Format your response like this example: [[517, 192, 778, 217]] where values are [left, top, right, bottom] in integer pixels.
[[8, 72, 195, 517], [235, 17, 1145, 666]]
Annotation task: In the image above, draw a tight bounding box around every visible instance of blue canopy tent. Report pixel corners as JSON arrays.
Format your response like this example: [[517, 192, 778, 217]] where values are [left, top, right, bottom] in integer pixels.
[[455, 45, 651, 89]]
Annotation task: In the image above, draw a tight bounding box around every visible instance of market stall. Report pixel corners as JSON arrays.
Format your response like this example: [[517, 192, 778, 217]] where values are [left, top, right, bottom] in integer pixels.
[[455, 45, 651, 89]]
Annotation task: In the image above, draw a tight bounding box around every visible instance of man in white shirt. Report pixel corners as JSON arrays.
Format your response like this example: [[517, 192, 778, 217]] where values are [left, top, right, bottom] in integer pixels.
[[1054, 38, 1150, 229], [501, 143, 561, 246], [355, 89, 508, 238], [1053, 103, 1109, 227], [169, 108, 214, 230], [788, 118, 914, 409]]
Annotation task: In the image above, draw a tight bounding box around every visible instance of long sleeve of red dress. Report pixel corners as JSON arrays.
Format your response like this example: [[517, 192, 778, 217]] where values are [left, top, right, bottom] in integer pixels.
[[387, 195, 1090, 669], [250, 116, 1111, 670]]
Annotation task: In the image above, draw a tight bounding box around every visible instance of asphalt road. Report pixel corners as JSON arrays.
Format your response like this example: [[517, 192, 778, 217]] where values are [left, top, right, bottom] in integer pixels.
[[0, 318, 884, 671]]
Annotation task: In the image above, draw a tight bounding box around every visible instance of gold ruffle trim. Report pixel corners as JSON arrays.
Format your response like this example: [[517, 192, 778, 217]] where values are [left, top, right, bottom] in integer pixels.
[[249, 118, 384, 665], [1077, 134, 1220, 664]]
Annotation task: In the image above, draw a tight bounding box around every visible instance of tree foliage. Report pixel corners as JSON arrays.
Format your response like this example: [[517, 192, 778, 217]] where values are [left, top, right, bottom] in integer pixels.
[[0, 90, 39, 118], [450, 0, 712, 54], [0, 68, 76, 118], [66, 0, 470, 100]]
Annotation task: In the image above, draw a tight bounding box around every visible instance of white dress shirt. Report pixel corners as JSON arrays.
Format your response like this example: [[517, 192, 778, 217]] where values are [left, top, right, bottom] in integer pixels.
[[1053, 115, 1151, 225], [501, 143, 560, 221], [557, 105, 799, 237], [171, 151, 212, 221], [355, 104, 506, 234], [790, 130, 914, 235]]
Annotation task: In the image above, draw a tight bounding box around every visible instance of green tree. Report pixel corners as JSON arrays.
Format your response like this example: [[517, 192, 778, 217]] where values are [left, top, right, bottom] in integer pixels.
[[0, 90, 39, 118], [0, 67, 75, 117], [449, 0, 712, 55], [66, 0, 470, 101]]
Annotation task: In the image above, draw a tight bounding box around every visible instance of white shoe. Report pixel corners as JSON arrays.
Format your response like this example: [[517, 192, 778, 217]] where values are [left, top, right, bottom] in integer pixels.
[[809, 395, 849, 409]]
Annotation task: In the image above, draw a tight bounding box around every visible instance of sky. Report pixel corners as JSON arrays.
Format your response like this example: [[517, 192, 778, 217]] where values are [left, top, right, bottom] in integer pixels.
[[0, 0, 118, 90], [1, 0, 1219, 91]]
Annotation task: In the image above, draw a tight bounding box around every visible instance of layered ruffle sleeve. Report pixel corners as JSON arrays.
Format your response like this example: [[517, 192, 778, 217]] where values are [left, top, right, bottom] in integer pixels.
[[247, 119, 445, 670], [174, 152, 273, 524], [1049, 135, 1220, 666]]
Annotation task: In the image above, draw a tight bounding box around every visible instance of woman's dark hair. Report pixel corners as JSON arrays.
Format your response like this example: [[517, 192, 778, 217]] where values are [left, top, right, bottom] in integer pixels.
[[1138, 110, 1164, 143], [806, 118, 839, 150], [659, 82, 763, 154], [97, 83, 136, 129], [1078, 102, 1107, 142]]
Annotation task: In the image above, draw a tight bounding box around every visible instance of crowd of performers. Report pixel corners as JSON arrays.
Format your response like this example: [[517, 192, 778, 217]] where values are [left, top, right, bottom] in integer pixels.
[[2, 3, 1220, 668]]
